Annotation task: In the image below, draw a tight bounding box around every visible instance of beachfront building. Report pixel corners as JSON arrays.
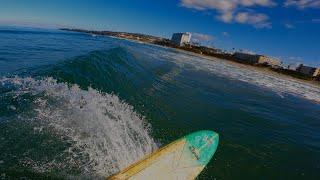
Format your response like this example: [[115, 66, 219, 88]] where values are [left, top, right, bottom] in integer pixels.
[[297, 65, 320, 77], [315, 68, 320, 77], [234, 52, 259, 64], [171, 32, 191, 46], [234, 52, 281, 66], [259, 56, 282, 67], [288, 63, 302, 71]]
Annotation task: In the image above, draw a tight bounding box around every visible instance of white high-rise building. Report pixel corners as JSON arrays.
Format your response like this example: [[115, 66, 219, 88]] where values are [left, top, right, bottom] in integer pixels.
[[171, 33, 191, 46]]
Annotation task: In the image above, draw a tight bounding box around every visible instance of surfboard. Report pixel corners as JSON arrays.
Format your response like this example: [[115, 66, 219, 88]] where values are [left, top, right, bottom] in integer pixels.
[[108, 130, 219, 180]]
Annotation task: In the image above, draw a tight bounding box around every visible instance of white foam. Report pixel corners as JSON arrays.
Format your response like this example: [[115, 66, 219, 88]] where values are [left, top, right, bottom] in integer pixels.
[[1, 77, 157, 178], [136, 46, 320, 103]]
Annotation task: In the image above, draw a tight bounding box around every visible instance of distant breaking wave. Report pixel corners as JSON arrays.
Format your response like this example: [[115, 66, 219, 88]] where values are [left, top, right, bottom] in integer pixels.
[[131, 45, 320, 103], [0, 76, 157, 178]]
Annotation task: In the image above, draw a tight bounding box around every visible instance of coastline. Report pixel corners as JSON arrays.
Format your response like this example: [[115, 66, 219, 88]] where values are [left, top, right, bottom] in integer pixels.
[[181, 49, 320, 88], [60, 28, 320, 88], [117, 36, 320, 88]]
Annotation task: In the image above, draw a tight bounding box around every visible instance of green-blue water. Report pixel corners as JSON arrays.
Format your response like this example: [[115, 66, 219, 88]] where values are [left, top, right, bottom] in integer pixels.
[[0, 27, 320, 179]]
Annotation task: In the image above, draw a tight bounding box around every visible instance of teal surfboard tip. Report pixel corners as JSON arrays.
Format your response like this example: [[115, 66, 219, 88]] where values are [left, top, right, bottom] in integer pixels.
[[185, 130, 219, 166]]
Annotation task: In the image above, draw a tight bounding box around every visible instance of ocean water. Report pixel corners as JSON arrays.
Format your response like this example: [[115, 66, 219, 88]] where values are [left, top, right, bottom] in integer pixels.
[[0, 27, 319, 179]]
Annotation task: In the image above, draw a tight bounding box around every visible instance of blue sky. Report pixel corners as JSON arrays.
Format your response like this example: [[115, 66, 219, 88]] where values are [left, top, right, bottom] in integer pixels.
[[0, 0, 319, 66]]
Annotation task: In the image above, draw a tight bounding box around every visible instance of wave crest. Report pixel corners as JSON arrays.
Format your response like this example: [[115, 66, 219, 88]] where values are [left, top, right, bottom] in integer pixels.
[[0, 76, 157, 178]]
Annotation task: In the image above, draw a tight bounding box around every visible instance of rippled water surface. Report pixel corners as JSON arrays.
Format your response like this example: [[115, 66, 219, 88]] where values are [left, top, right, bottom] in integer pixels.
[[0, 27, 319, 179]]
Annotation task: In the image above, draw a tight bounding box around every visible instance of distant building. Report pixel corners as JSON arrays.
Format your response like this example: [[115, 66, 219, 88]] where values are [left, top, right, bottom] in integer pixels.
[[171, 33, 191, 46], [258, 56, 282, 67], [297, 65, 320, 77], [233, 52, 258, 64], [287, 63, 302, 71], [234, 52, 281, 66], [315, 68, 320, 77]]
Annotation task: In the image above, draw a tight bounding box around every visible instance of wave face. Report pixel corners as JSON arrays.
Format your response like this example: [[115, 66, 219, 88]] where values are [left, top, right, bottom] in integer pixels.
[[0, 76, 157, 178], [34, 47, 156, 93]]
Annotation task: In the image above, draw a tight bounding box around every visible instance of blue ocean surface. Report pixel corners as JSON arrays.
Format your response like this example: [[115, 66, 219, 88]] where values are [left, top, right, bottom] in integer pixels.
[[0, 26, 320, 179]]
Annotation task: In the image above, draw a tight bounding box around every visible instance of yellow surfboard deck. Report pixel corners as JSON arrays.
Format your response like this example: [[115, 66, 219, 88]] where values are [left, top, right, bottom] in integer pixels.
[[108, 130, 219, 180]]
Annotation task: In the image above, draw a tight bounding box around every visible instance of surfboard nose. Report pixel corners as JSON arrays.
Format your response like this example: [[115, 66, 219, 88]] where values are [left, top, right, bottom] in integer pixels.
[[185, 130, 219, 166]]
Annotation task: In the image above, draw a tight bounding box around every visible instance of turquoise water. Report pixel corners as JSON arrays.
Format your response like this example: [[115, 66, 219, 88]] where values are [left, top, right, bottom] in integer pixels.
[[0, 27, 320, 179]]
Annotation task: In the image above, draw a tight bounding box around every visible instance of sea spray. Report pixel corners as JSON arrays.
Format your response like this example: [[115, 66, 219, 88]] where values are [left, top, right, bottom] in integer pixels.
[[0, 76, 158, 178]]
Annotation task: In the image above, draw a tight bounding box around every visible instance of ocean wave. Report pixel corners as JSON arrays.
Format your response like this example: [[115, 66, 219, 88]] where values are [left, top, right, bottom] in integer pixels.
[[133, 45, 320, 103], [0, 76, 157, 178]]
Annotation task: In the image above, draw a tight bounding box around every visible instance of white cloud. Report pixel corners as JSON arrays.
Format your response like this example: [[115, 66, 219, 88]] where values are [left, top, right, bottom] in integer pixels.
[[241, 49, 257, 54], [240, 0, 276, 6], [235, 12, 271, 28], [180, 0, 276, 28], [284, 23, 295, 28], [288, 56, 303, 61], [218, 11, 234, 23], [181, 0, 276, 11], [222, 32, 230, 36], [284, 0, 320, 9], [312, 18, 320, 22], [191, 33, 214, 43], [181, 0, 236, 11]]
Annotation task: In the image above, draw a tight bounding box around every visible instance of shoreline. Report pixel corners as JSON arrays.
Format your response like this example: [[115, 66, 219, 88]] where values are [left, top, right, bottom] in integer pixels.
[[118, 36, 320, 88], [60, 28, 320, 87], [181, 49, 320, 88]]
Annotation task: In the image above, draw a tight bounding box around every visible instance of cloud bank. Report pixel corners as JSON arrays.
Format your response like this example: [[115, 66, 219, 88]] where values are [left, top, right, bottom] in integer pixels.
[[191, 33, 214, 43], [284, 0, 320, 9], [180, 0, 276, 28]]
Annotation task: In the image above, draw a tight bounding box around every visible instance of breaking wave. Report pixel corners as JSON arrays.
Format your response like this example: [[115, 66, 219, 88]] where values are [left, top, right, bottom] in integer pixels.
[[133, 45, 320, 103], [0, 76, 157, 178]]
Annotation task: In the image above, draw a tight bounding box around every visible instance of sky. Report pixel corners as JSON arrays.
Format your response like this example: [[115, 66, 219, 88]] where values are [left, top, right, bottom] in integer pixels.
[[0, 0, 319, 66]]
